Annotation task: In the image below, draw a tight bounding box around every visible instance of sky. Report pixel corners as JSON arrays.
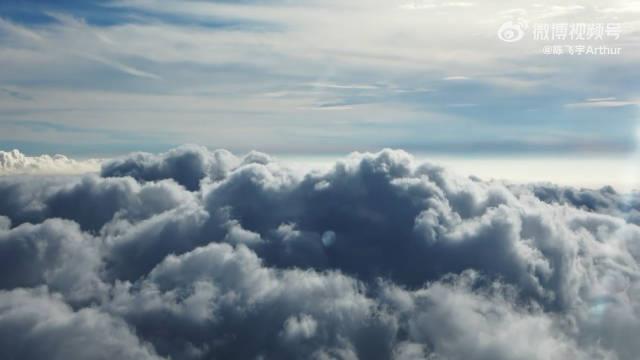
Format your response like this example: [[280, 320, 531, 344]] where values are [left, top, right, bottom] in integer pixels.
[[4, 3, 640, 358], [0, 0, 638, 159]]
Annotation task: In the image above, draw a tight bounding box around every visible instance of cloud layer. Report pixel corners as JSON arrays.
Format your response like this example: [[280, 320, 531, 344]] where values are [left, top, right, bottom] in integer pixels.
[[0, 149, 100, 175], [1, 145, 639, 359]]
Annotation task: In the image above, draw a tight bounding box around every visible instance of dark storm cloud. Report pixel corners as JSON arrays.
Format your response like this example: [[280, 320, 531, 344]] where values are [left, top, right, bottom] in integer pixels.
[[0, 146, 639, 359]]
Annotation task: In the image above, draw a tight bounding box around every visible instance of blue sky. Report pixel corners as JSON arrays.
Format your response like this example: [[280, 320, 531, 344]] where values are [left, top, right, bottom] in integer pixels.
[[0, 0, 638, 156]]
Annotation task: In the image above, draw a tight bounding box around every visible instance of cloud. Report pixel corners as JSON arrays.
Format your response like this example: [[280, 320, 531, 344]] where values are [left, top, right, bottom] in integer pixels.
[[0, 219, 105, 303], [0, 18, 44, 42], [0, 149, 100, 175], [1, 145, 640, 358], [0, 287, 162, 360], [380, 271, 607, 360], [443, 76, 471, 81], [516, 183, 640, 225], [565, 98, 640, 108], [105, 243, 605, 359], [107, 242, 395, 359], [79, 53, 162, 80], [3, 0, 639, 157], [0, 174, 195, 232], [101, 145, 241, 191]]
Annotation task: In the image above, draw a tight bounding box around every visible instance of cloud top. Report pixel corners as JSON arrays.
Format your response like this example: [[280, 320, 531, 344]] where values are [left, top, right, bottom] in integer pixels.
[[0, 149, 100, 175]]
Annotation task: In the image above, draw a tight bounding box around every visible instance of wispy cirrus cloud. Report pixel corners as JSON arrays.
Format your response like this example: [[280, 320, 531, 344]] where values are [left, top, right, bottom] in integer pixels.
[[0, 0, 638, 155], [565, 97, 640, 108], [80, 53, 162, 79]]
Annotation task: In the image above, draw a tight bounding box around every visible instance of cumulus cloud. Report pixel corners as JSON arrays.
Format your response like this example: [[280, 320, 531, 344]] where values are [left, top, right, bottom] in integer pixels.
[[0, 287, 161, 360], [0, 219, 106, 303], [107, 242, 394, 359], [0, 149, 100, 175], [519, 183, 640, 225], [102, 145, 237, 191], [1, 145, 640, 359], [381, 271, 613, 360], [101, 145, 277, 191], [0, 175, 195, 232]]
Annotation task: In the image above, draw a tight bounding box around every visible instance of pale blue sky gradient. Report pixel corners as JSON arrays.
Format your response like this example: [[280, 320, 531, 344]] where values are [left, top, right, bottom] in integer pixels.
[[0, 0, 638, 158]]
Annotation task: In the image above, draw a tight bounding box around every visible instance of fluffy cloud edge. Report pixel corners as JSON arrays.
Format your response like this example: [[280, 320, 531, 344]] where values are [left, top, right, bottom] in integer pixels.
[[0, 149, 102, 175]]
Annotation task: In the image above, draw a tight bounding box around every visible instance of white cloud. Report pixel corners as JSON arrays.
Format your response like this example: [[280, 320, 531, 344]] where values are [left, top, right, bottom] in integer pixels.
[[443, 76, 471, 81], [0, 149, 101, 175], [0, 0, 638, 154], [565, 98, 640, 108], [80, 53, 162, 80]]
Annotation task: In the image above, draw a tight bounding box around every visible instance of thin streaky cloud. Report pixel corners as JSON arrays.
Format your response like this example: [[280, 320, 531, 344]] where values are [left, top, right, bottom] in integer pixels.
[[79, 53, 162, 80]]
